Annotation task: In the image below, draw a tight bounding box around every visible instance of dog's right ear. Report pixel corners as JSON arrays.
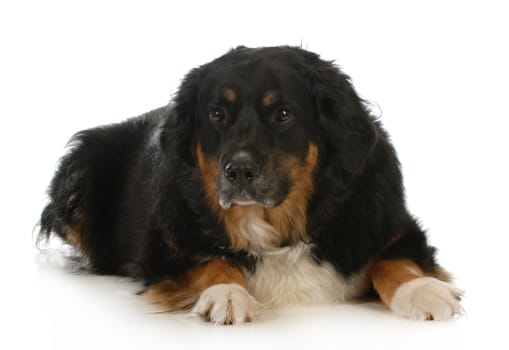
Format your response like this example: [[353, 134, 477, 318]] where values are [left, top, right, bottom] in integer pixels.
[[161, 67, 204, 164]]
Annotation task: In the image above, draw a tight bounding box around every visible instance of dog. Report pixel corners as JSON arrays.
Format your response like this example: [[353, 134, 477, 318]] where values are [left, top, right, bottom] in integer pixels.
[[39, 46, 463, 324]]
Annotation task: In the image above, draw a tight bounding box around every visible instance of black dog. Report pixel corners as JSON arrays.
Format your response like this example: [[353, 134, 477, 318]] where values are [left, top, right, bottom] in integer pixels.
[[39, 46, 462, 324]]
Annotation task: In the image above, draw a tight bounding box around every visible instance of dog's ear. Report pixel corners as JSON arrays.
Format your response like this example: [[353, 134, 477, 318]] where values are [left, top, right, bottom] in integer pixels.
[[161, 67, 204, 164], [307, 56, 379, 174]]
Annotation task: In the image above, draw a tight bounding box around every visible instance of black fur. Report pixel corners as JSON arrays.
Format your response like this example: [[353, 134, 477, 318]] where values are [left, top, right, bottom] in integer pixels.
[[39, 46, 439, 292]]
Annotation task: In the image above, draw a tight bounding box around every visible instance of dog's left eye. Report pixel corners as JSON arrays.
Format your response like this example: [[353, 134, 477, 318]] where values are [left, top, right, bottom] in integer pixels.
[[209, 107, 226, 123], [274, 107, 293, 123]]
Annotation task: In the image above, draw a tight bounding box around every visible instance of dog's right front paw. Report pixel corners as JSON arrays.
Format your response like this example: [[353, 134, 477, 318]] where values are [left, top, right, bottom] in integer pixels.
[[192, 283, 263, 325]]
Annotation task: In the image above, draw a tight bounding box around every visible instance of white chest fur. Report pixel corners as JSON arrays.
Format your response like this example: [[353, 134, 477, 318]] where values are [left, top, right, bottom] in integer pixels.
[[244, 243, 365, 308]]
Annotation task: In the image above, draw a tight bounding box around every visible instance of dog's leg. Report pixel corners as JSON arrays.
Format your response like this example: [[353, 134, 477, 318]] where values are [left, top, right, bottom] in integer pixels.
[[145, 259, 262, 324], [371, 259, 463, 320]]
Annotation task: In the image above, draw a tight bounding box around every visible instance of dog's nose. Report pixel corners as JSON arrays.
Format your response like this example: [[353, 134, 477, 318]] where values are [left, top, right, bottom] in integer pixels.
[[224, 151, 260, 186]]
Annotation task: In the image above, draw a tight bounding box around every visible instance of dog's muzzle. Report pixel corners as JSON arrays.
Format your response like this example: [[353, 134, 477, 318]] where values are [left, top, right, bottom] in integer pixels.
[[218, 151, 274, 209]]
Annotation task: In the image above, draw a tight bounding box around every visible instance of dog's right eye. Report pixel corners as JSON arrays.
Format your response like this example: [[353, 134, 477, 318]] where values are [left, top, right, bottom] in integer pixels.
[[209, 107, 226, 123]]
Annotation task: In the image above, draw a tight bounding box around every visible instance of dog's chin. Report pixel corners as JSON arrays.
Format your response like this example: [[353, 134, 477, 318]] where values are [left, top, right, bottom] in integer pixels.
[[218, 195, 277, 210]]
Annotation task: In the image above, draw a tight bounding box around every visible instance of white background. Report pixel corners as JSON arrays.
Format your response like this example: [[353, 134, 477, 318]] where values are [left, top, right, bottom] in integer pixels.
[[1, 0, 508, 349]]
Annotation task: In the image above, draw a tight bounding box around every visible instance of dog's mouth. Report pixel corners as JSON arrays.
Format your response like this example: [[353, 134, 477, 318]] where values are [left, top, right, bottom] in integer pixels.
[[218, 190, 278, 209]]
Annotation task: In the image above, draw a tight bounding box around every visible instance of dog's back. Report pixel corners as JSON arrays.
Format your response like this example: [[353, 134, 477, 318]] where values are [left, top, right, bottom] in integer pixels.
[[39, 107, 167, 274]]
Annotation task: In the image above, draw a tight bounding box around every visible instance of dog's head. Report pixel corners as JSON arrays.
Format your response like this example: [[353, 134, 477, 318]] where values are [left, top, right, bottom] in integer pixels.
[[164, 46, 378, 250]]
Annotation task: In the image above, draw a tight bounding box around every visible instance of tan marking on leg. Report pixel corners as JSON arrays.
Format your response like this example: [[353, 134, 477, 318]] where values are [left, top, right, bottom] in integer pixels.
[[371, 259, 423, 306], [144, 259, 247, 312]]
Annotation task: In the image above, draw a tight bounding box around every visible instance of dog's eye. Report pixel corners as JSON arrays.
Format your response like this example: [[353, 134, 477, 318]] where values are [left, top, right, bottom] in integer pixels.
[[209, 107, 226, 123], [274, 107, 293, 123]]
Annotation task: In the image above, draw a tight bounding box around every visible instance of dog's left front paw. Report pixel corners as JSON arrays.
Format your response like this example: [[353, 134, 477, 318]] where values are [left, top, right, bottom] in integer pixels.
[[391, 277, 464, 321], [192, 283, 263, 325]]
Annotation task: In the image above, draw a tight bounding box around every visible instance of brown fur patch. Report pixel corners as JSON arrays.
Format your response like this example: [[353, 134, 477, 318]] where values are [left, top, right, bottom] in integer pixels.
[[196, 142, 319, 251], [224, 88, 236, 102], [371, 259, 424, 306], [222, 143, 318, 250], [196, 144, 220, 210], [63, 226, 82, 247], [262, 90, 277, 106], [264, 142, 318, 247], [221, 205, 269, 250], [144, 259, 247, 311], [61, 224, 95, 259]]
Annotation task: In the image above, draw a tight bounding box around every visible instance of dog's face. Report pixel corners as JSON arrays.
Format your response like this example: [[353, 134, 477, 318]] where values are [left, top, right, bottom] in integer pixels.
[[166, 47, 377, 250], [193, 48, 321, 210]]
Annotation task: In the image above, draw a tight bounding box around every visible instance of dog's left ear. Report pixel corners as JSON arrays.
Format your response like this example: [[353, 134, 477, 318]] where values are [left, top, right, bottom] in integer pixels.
[[306, 56, 379, 174], [161, 66, 205, 164]]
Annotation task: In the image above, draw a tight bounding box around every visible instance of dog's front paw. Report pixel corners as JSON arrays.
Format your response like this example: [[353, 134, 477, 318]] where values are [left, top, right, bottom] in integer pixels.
[[391, 277, 464, 321], [192, 283, 263, 325]]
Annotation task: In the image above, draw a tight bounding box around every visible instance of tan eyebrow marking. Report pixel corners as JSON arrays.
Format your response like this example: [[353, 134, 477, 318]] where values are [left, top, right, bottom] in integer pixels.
[[224, 88, 236, 102], [262, 90, 277, 106]]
